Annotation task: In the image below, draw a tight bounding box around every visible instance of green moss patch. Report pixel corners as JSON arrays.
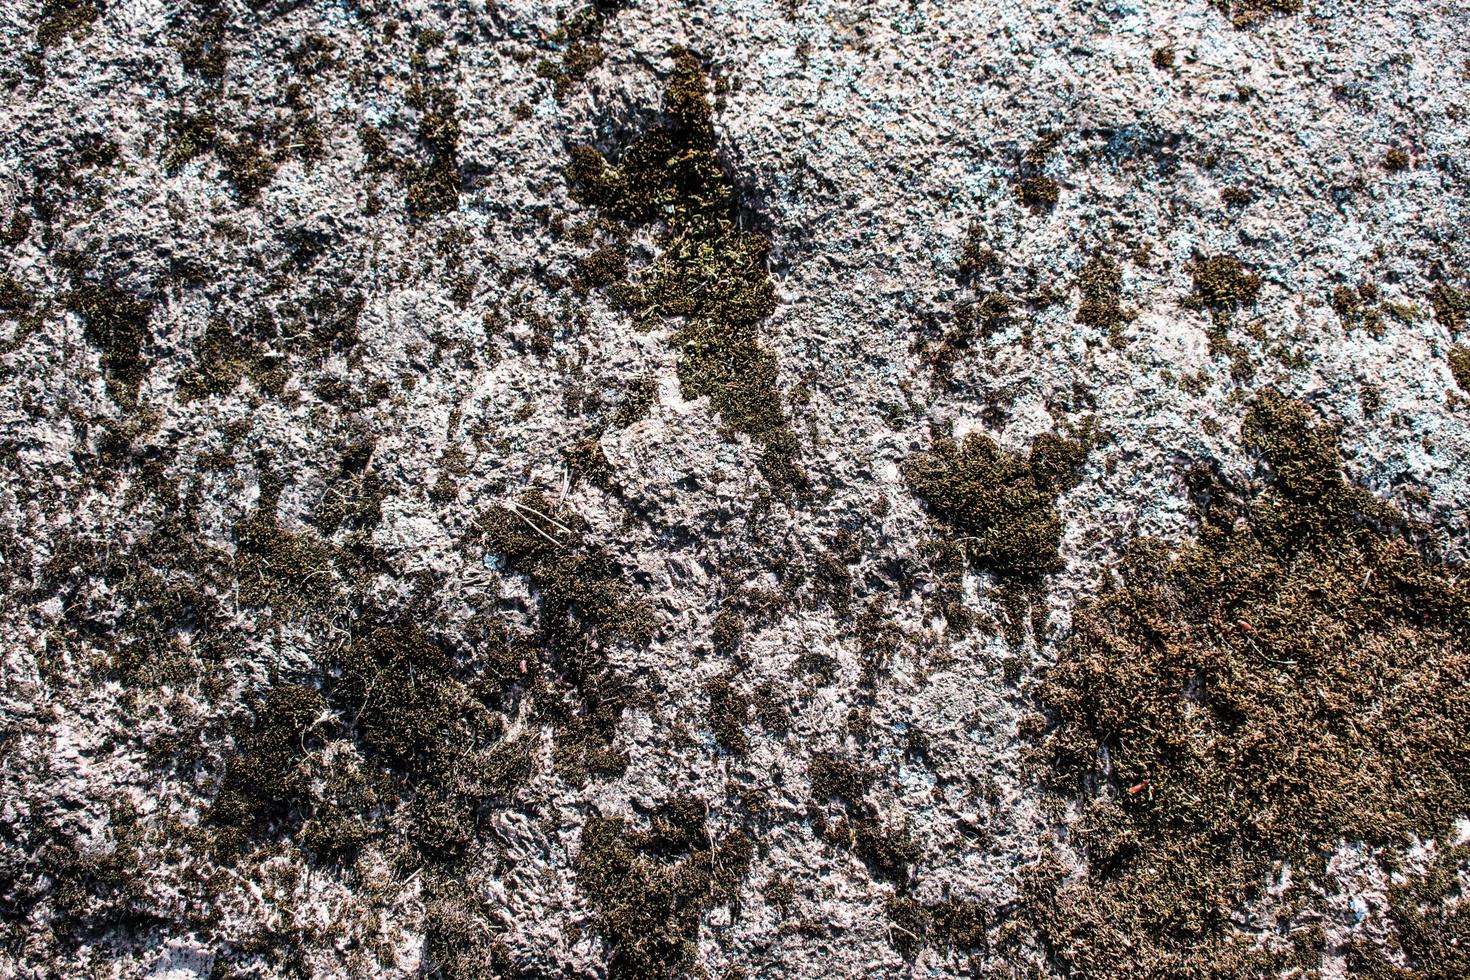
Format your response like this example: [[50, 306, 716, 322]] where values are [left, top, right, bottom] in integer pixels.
[[1076, 256, 1134, 347], [178, 317, 287, 400], [37, 0, 101, 48], [1025, 393, 1470, 976], [576, 798, 752, 979], [405, 85, 461, 220], [233, 487, 344, 615], [1210, 0, 1303, 28], [535, 6, 614, 100], [481, 490, 653, 781], [1448, 345, 1470, 394], [1430, 283, 1467, 334], [566, 50, 805, 492], [208, 685, 327, 853], [904, 431, 1086, 579], [68, 279, 152, 407]]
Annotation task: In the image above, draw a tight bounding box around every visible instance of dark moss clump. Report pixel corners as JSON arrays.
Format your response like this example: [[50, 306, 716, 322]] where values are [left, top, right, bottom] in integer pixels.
[[1, 210, 31, 247], [808, 752, 918, 883], [208, 685, 327, 853], [234, 487, 343, 615], [1349, 845, 1470, 979], [536, 6, 613, 100], [68, 279, 152, 407], [331, 625, 531, 860], [885, 895, 987, 960], [612, 376, 656, 427], [1185, 255, 1262, 311], [904, 431, 1086, 579], [1430, 282, 1467, 334], [1447, 345, 1470, 394], [1026, 393, 1470, 976], [566, 51, 805, 492], [163, 112, 217, 173], [218, 135, 277, 202], [576, 799, 752, 979], [177, 9, 228, 83], [0, 275, 34, 315], [705, 668, 750, 754], [177, 317, 286, 400], [481, 490, 653, 651], [423, 880, 516, 980], [562, 437, 615, 490], [481, 491, 652, 780], [37, 0, 101, 48], [1076, 256, 1134, 346], [1014, 175, 1060, 211], [405, 86, 461, 220], [1331, 281, 1386, 337], [1209, 0, 1302, 28]]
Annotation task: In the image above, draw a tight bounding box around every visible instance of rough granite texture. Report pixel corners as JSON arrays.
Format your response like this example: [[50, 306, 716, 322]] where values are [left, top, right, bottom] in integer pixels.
[[1, 1, 1468, 978]]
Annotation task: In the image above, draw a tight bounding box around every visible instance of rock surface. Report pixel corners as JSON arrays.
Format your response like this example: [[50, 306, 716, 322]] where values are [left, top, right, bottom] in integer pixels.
[[1, 1, 1468, 978]]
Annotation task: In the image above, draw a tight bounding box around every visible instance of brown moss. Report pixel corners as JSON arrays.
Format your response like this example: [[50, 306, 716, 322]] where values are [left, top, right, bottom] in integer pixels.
[[904, 430, 1086, 580], [1384, 148, 1411, 171], [234, 487, 343, 615], [1185, 255, 1262, 310], [68, 279, 152, 407], [1014, 175, 1060, 211], [576, 801, 752, 979], [481, 491, 652, 781], [405, 86, 461, 220], [37, 0, 101, 48], [178, 317, 285, 400], [885, 895, 987, 959], [566, 51, 805, 493], [1027, 393, 1470, 976], [208, 685, 327, 852], [1430, 283, 1467, 334], [1332, 281, 1387, 337], [1076, 256, 1134, 346], [1349, 845, 1470, 979], [1447, 345, 1470, 393], [1210, 0, 1303, 28], [218, 135, 277, 202]]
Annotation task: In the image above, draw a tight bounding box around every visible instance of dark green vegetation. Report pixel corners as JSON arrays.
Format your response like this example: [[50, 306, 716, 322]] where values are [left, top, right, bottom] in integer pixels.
[[1075, 256, 1133, 346], [905, 429, 1087, 645], [404, 84, 462, 220], [1331, 281, 1387, 338], [1210, 0, 1303, 28], [68, 279, 152, 407], [536, 5, 619, 100], [209, 625, 534, 864], [1431, 282, 1467, 333], [808, 752, 921, 884], [208, 685, 329, 854], [576, 798, 751, 979], [1185, 255, 1262, 311], [905, 431, 1086, 580], [1448, 345, 1470, 394], [566, 50, 805, 492], [480, 490, 653, 782], [37, 0, 102, 48], [1186, 255, 1263, 377], [1025, 393, 1470, 976], [1014, 175, 1060, 211], [178, 317, 287, 400]]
